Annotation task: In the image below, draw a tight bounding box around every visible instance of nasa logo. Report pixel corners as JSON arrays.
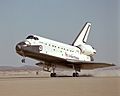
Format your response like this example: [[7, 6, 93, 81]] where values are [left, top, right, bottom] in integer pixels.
[[39, 45, 43, 51]]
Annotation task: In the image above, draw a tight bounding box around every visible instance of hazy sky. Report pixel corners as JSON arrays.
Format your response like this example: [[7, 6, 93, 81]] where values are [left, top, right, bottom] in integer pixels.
[[0, 0, 119, 66]]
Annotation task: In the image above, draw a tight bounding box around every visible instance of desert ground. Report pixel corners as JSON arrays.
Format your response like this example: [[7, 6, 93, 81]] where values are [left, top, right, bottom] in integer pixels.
[[0, 76, 120, 96], [0, 66, 120, 96]]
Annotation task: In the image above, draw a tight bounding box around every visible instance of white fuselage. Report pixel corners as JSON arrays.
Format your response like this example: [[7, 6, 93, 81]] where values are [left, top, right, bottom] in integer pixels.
[[25, 35, 92, 61]]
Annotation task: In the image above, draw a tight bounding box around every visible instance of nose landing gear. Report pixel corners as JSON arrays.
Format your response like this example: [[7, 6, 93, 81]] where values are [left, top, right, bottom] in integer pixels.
[[21, 50, 26, 63], [21, 58, 25, 63]]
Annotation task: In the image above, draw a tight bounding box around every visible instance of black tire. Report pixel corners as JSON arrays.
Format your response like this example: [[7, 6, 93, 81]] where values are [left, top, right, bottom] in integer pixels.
[[21, 59, 25, 63], [50, 73, 56, 77], [73, 73, 79, 77], [50, 73, 53, 77], [73, 73, 76, 77], [76, 73, 79, 77]]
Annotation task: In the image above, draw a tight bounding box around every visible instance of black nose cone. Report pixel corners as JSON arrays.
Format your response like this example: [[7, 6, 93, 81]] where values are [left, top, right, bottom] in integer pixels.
[[16, 44, 22, 51], [16, 42, 26, 52]]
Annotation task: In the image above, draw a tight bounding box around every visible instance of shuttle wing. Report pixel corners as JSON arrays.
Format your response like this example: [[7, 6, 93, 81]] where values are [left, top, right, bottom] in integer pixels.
[[66, 59, 115, 70]]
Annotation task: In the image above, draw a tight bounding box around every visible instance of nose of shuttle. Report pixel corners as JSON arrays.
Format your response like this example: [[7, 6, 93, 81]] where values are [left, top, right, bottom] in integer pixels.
[[16, 42, 26, 52], [16, 44, 21, 51]]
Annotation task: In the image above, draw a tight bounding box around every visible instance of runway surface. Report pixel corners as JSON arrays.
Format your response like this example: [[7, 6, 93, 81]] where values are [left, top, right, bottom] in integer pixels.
[[0, 76, 120, 96]]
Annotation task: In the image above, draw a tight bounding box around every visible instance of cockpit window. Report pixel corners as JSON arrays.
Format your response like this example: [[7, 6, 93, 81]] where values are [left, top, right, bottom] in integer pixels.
[[34, 37, 39, 40], [26, 35, 39, 40], [26, 35, 34, 39]]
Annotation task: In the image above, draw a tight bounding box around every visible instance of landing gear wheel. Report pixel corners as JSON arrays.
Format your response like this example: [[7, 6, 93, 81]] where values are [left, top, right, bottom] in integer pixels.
[[21, 58, 25, 63], [73, 73, 79, 77], [76, 73, 79, 77], [50, 73, 56, 77]]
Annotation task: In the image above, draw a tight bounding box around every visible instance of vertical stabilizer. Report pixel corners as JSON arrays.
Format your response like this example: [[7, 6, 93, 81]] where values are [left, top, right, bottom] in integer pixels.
[[72, 22, 91, 46]]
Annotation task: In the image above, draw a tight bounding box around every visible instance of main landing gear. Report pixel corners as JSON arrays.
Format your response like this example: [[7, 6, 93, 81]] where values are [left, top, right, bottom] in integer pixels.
[[50, 73, 56, 77], [73, 72, 79, 77], [42, 63, 57, 77], [46, 64, 80, 77], [72, 65, 81, 77], [50, 64, 56, 77], [50, 64, 80, 77]]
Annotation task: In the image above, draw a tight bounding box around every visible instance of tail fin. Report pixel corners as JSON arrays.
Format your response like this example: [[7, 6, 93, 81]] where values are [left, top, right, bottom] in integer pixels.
[[72, 22, 91, 46]]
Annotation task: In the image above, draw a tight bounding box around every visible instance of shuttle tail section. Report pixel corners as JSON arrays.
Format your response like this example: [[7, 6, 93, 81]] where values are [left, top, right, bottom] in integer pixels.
[[72, 22, 91, 46]]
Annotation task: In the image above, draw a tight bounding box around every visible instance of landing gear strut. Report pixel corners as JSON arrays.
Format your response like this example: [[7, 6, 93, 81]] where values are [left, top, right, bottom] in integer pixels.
[[72, 65, 81, 77], [42, 63, 57, 77], [21, 50, 26, 63], [50, 64, 56, 77]]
